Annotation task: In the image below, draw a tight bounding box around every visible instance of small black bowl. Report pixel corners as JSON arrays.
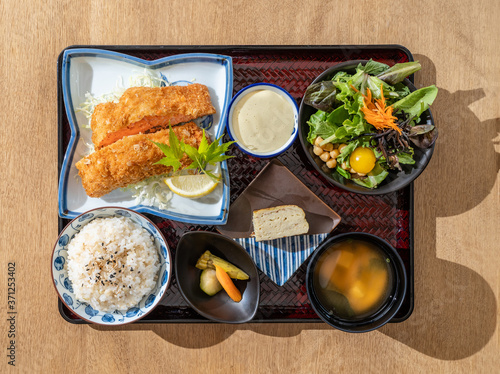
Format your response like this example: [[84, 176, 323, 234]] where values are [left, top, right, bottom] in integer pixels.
[[298, 60, 436, 195], [306, 232, 407, 333], [175, 231, 260, 323]]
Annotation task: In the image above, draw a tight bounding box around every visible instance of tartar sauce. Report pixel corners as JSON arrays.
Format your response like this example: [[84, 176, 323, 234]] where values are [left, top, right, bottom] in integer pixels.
[[232, 89, 295, 154]]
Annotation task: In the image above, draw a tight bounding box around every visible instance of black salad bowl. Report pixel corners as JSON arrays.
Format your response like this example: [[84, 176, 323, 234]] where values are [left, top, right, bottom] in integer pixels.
[[298, 60, 436, 195]]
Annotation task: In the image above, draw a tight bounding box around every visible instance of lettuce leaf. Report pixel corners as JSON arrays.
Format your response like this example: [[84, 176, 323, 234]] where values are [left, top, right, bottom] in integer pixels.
[[327, 105, 350, 124], [336, 166, 351, 179], [336, 141, 358, 165], [358, 59, 390, 75], [303, 81, 338, 111], [409, 124, 438, 148], [377, 61, 421, 85], [352, 164, 389, 188], [397, 151, 416, 165], [332, 71, 352, 83], [392, 85, 438, 118], [335, 81, 354, 105], [368, 76, 397, 99], [385, 82, 411, 100], [307, 110, 337, 144]]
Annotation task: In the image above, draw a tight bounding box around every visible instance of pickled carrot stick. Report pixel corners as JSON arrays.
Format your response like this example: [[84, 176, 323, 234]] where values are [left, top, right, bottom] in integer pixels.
[[214, 264, 242, 303]]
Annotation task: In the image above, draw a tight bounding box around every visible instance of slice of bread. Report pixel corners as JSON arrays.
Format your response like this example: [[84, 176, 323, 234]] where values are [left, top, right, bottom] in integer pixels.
[[252, 205, 309, 242]]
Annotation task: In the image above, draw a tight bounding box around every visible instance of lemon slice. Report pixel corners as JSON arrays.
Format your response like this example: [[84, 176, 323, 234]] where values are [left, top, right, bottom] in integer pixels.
[[164, 174, 219, 198]]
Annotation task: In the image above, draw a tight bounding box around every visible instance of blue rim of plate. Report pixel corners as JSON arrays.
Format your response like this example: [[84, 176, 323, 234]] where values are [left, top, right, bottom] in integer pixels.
[[226, 82, 299, 158], [58, 49, 233, 224]]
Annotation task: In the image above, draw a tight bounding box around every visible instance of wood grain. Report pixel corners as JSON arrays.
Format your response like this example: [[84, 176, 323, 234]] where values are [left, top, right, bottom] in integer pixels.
[[0, 0, 498, 373]]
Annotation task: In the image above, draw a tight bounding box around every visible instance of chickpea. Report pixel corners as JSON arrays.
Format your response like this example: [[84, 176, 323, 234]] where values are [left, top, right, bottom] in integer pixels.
[[357, 172, 366, 177], [326, 159, 337, 169], [338, 143, 348, 153], [350, 168, 357, 174], [330, 149, 340, 159], [322, 142, 334, 152], [313, 146, 323, 156], [319, 151, 331, 162], [314, 137, 324, 147], [341, 161, 349, 170]]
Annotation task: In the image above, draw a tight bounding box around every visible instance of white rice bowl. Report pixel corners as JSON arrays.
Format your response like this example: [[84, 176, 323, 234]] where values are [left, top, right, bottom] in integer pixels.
[[66, 216, 160, 312]]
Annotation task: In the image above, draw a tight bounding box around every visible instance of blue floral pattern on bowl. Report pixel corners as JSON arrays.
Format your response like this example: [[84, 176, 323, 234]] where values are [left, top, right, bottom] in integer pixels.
[[58, 235, 69, 247], [54, 256, 65, 271], [51, 207, 172, 325], [85, 305, 99, 318]]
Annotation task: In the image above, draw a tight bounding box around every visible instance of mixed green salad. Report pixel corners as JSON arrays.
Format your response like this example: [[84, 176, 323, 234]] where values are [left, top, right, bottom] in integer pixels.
[[304, 59, 438, 188]]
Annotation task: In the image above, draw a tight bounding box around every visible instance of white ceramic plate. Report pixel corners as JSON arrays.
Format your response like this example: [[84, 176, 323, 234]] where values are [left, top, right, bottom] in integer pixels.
[[58, 48, 233, 224]]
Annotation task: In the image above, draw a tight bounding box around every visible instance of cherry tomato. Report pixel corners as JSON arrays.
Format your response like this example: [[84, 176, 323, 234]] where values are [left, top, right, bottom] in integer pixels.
[[349, 147, 376, 174]]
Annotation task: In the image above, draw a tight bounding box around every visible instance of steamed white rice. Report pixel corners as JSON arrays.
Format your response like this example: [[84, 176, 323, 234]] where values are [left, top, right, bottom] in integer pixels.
[[66, 216, 160, 312]]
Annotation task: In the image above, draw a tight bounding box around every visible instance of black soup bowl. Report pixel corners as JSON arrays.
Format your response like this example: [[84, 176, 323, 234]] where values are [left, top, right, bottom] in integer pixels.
[[175, 231, 260, 323], [306, 232, 407, 333], [298, 60, 436, 195]]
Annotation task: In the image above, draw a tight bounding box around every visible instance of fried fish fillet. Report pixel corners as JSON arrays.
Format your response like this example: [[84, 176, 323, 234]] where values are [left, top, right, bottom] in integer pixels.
[[91, 84, 216, 148], [76, 122, 204, 198]]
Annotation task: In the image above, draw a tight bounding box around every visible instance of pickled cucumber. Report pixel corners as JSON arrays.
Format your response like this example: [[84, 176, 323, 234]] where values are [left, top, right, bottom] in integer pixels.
[[195, 250, 249, 280], [200, 268, 223, 296]]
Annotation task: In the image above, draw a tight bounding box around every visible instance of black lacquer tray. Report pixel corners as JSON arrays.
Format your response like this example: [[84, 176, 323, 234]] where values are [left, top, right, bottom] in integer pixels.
[[58, 45, 415, 324]]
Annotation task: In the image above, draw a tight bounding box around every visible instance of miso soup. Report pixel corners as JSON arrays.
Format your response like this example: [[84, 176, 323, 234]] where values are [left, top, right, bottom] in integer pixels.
[[312, 239, 393, 320]]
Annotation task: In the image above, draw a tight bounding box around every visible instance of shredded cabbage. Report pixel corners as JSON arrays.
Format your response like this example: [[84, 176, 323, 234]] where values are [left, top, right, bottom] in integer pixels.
[[124, 175, 174, 210], [77, 90, 124, 128]]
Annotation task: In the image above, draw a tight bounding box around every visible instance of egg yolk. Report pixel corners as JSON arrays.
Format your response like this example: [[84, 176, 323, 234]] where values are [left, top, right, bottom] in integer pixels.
[[349, 147, 376, 174]]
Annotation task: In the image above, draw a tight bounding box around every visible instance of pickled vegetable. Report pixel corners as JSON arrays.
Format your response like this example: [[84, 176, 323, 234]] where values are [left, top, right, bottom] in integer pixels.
[[214, 265, 242, 303], [195, 250, 249, 280], [199, 268, 223, 296]]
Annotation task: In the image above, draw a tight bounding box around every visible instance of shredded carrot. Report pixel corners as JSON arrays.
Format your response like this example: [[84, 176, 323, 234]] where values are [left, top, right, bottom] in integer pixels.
[[351, 84, 401, 134]]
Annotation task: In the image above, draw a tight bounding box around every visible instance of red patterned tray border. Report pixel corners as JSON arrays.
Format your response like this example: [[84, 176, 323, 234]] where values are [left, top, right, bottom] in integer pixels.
[[57, 45, 414, 324]]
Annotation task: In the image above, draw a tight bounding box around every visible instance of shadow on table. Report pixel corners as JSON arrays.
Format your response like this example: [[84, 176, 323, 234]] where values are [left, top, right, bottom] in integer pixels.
[[91, 54, 499, 360], [378, 53, 499, 360]]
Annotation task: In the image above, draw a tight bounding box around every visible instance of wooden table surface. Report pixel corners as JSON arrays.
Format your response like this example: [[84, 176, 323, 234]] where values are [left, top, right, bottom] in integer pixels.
[[0, 0, 498, 373]]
